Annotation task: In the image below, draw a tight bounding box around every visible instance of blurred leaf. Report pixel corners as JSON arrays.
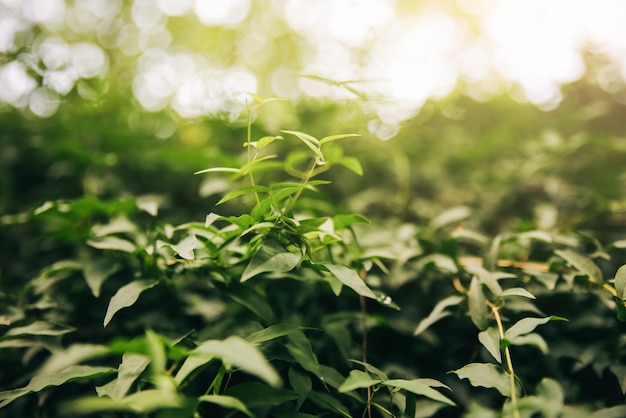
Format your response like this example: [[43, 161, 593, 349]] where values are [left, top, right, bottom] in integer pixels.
[[382, 379, 455, 406], [97, 353, 150, 401], [468, 277, 490, 330], [104, 279, 160, 327], [478, 327, 502, 363], [429, 206, 471, 230], [554, 249, 603, 283], [193, 336, 281, 386], [224, 383, 298, 407], [614, 265, 626, 299], [500, 287, 536, 299], [198, 395, 253, 417], [246, 323, 303, 344], [222, 282, 276, 323], [217, 185, 269, 205], [414, 295, 464, 336], [88, 236, 136, 253], [2, 321, 75, 339], [508, 333, 548, 354], [83, 258, 120, 298], [194, 167, 240, 175], [319, 133, 360, 145], [0, 365, 114, 407], [338, 156, 363, 175]]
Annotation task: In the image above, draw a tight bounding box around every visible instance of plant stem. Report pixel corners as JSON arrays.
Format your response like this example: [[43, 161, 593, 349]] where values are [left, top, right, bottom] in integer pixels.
[[245, 106, 262, 210], [487, 300, 520, 418], [359, 267, 372, 418]]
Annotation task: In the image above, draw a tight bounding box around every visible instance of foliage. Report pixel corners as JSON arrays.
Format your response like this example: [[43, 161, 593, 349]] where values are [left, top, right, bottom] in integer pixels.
[[3, 81, 626, 417]]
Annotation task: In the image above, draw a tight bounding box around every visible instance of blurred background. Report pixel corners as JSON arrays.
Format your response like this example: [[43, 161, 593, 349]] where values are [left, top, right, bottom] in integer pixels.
[[2, 0, 626, 236]]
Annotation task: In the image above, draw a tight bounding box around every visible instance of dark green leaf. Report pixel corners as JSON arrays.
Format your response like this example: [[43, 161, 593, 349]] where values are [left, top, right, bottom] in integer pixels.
[[338, 370, 382, 392], [241, 240, 301, 282], [614, 265, 626, 300], [198, 395, 253, 417], [468, 277, 490, 330], [224, 383, 298, 407], [414, 295, 464, 336], [247, 323, 302, 344], [478, 327, 502, 363]]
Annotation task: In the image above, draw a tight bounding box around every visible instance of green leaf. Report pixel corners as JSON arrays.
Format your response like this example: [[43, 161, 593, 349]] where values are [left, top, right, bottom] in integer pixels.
[[217, 185, 269, 205], [83, 258, 120, 298], [97, 353, 150, 400], [452, 363, 515, 396], [554, 249, 603, 283], [338, 370, 383, 392], [429, 206, 471, 230], [332, 213, 370, 230], [508, 333, 548, 354], [241, 240, 301, 282], [248, 135, 283, 150], [500, 287, 536, 299], [319, 133, 360, 145], [319, 262, 377, 299], [224, 383, 298, 408], [222, 282, 276, 323], [349, 360, 389, 381], [308, 390, 352, 418], [194, 167, 241, 175], [382, 379, 455, 406], [289, 367, 312, 409], [240, 155, 278, 175], [174, 354, 214, 385], [414, 295, 465, 336], [198, 395, 253, 417], [466, 265, 502, 296], [338, 156, 364, 175], [2, 321, 75, 339], [478, 327, 502, 363], [504, 316, 567, 341], [614, 265, 626, 299], [246, 323, 302, 344], [416, 254, 458, 273], [281, 130, 325, 162], [285, 331, 320, 377], [87, 236, 136, 253], [104, 279, 160, 327], [468, 277, 490, 330], [193, 336, 281, 386], [0, 365, 115, 407]]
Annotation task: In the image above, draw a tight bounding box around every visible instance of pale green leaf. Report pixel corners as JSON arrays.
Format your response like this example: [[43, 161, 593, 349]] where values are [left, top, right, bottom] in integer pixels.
[[194, 167, 240, 175], [614, 265, 626, 300], [104, 279, 160, 327], [468, 277, 490, 330], [2, 321, 75, 339], [241, 240, 301, 282], [193, 336, 281, 386], [555, 249, 603, 283], [414, 295, 465, 336], [87, 236, 136, 253], [320, 262, 377, 299], [217, 185, 268, 205], [174, 354, 213, 385], [382, 379, 455, 406], [508, 333, 548, 353], [319, 133, 360, 145], [97, 353, 150, 400], [452, 363, 515, 396], [429, 206, 471, 230], [198, 395, 253, 417], [478, 327, 502, 363], [338, 370, 382, 393], [169, 235, 200, 260], [466, 265, 503, 296], [0, 365, 114, 407], [500, 287, 536, 299], [338, 156, 363, 175], [504, 316, 567, 341]]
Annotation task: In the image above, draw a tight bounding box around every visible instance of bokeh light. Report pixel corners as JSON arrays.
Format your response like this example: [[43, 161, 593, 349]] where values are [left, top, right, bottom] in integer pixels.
[[1, 0, 626, 125]]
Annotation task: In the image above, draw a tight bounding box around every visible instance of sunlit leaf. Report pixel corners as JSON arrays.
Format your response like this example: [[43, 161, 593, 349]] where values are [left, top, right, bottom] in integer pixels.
[[97, 353, 150, 400], [193, 336, 281, 386], [104, 279, 160, 327], [414, 295, 465, 336], [0, 365, 115, 407], [2, 321, 75, 339], [382, 379, 455, 406], [87, 236, 136, 253], [319, 262, 377, 299], [83, 258, 120, 298], [504, 316, 567, 341], [194, 167, 241, 175], [338, 156, 363, 175], [468, 277, 490, 330], [241, 240, 301, 282], [319, 133, 360, 145], [508, 333, 548, 353], [614, 265, 626, 300], [217, 185, 268, 205], [452, 363, 515, 396], [500, 287, 536, 299], [429, 206, 471, 230], [198, 395, 253, 417], [555, 249, 603, 283], [338, 370, 382, 392], [478, 327, 502, 363]]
